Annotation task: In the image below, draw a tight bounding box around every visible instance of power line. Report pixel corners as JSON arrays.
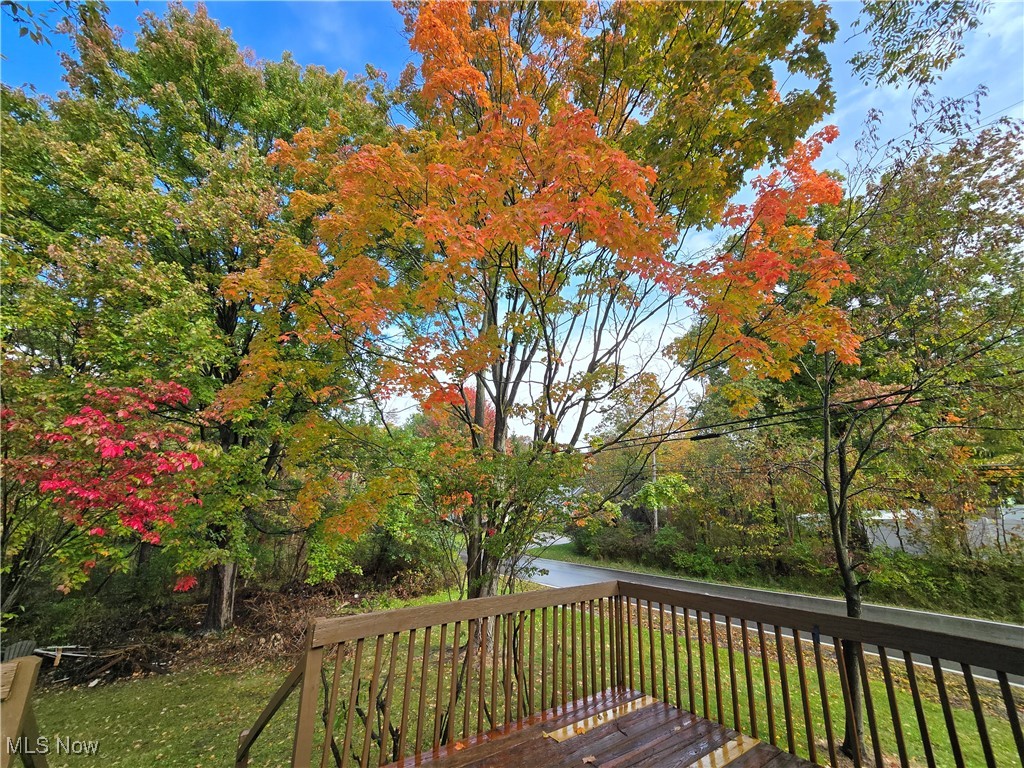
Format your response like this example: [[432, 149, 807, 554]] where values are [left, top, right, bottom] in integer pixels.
[[584, 389, 1023, 456], [584, 390, 924, 454]]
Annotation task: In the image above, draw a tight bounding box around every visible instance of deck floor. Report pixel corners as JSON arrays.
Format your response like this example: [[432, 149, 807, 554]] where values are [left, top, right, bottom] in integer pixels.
[[390, 688, 815, 768]]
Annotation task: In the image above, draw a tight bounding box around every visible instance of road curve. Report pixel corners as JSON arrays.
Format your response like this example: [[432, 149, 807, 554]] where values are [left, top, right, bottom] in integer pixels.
[[527, 556, 1024, 650]]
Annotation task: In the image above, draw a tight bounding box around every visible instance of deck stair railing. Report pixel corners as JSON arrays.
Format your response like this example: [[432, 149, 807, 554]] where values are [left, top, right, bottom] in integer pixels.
[[236, 580, 1024, 768]]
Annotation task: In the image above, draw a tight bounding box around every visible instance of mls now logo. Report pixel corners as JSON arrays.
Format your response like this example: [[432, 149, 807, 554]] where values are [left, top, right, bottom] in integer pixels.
[[7, 736, 100, 756]]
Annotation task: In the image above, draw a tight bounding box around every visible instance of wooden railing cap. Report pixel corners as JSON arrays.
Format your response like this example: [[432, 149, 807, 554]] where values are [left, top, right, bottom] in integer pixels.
[[311, 582, 621, 646]]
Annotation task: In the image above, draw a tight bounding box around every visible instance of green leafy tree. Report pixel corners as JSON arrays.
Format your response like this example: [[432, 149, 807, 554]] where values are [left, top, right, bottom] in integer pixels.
[[1, 2, 387, 629], [850, 0, 989, 89], [755, 123, 1024, 758]]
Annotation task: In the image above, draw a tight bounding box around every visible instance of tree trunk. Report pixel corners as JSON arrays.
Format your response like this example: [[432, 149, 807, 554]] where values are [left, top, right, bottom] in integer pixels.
[[834, 497, 867, 761], [203, 561, 237, 632], [839, 582, 866, 760], [136, 541, 156, 570], [466, 543, 497, 600], [821, 356, 867, 761]]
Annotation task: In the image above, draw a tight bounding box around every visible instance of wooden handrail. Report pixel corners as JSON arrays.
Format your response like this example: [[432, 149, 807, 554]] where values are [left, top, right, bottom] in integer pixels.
[[238, 579, 1024, 767], [310, 582, 620, 647], [615, 582, 1024, 675]]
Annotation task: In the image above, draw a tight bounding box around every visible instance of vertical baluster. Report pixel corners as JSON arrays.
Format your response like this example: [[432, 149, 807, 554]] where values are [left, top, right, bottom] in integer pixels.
[[560, 605, 568, 706], [792, 629, 816, 764], [589, 600, 598, 700], [447, 621, 461, 743], [902, 651, 935, 768], [571, 603, 579, 703], [491, 614, 501, 721], [599, 598, 608, 692], [516, 611, 526, 721], [614, 593, 622, 692], [725, 616, 740, 731], [742, 621, 757, 739], [774, 626, 796, 755], [321, 642, 346, 768], [878, 647, 909, 768], [646, 600, 657, 699], [671, 606, 682, 710], [615, 598, 622, 694], [812, 631, 836, 768], [931, 658, 964, 768], [528, 610, 537, 716], [684, 609, 695, 714], [637, 599, 647, 695], [378, 634, 400, 765], [342, 637, 366, 768], [659, 604, 669, 705], [697, 610, 709, 720], [622, 598, 630, 696], [856, 642, 885, 768], [710, 612, 723, 723], [962, 663, 997, 768], [432, 625, 447, 750], [542, 608, 549, 710], [503, 613, 514, 724], [398, 630, 417, 760], [362, 634, 387, 767], [997, 670, 1024, 762], [462, 621, 473, 739], [476, 617, 487, 736], [758, 622, 776, 747], [831, 639, 861, 768], [585, 606, 593, 708], [414, 628, 430, 759]]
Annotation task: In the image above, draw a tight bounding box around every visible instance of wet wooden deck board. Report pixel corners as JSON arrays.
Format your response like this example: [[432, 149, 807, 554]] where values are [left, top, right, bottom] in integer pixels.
[[388, 689, 816, 768]]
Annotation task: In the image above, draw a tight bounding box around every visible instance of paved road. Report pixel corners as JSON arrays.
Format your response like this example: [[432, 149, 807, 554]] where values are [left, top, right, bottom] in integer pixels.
[[526, 556, 1024, 685]]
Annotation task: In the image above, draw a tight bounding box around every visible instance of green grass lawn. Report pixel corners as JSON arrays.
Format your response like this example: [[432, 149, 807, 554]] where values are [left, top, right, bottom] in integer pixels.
[[34, 662, 296, 767]]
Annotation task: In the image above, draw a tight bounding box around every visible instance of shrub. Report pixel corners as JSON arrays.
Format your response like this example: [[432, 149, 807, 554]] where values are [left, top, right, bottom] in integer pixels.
[[774, 537, 833, 579], [353, 525, 445, 596], [571, 519, 648, 562], [672, 545, 719, 578], [648, 526, 693, 570]]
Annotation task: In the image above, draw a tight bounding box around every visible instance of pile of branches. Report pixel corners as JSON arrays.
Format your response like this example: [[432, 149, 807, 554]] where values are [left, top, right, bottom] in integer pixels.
[[36, 644, 171, 685]]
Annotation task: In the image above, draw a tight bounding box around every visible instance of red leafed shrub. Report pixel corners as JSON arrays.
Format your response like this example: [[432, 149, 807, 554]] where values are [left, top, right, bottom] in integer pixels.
[[1, 381, 203, 610]]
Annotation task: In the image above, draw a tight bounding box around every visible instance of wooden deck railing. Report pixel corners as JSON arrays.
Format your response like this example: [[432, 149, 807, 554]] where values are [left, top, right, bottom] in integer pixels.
[[236, 581, 1024, 768]]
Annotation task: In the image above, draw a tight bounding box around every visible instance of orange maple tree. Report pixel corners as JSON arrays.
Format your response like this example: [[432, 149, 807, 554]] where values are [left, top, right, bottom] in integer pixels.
[[229, 1, 857, 598], [677, 125, 859, 397]]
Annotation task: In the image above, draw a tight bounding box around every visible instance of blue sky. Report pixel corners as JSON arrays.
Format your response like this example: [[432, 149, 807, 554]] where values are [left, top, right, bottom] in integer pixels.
[[3, 0, 1022, 171]]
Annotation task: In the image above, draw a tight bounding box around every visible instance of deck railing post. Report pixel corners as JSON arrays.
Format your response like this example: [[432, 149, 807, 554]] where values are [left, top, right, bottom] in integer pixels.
[[293, 619, 325, 767]]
